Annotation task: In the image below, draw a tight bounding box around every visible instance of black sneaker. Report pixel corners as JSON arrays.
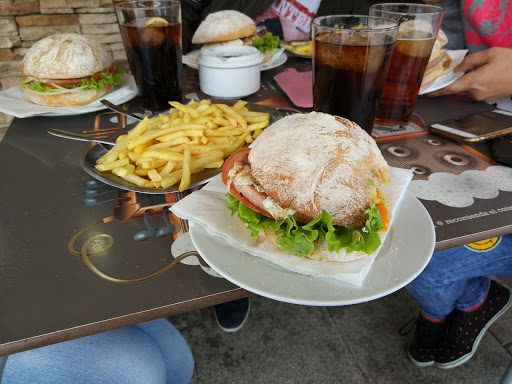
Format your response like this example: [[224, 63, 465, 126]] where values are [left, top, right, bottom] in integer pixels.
[[403, 313, 447, 367], [436, 280, 512, 369], [214, 297, 251, 332]]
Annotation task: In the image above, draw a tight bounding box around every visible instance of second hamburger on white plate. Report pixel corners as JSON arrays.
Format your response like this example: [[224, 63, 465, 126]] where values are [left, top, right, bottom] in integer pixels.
[[20, 33, 125, 107]]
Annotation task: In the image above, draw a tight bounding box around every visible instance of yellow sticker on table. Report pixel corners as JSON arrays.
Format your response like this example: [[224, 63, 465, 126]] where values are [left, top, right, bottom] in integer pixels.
[[466, 237, 501, 251]]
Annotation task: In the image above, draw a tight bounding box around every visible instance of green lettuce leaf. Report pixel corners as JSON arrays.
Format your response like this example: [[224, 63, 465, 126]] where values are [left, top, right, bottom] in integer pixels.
[[226, 193, 383, 258], [250, 32, 279, 53], [21, 67, 125, 93], [21, 81, 53, 93]]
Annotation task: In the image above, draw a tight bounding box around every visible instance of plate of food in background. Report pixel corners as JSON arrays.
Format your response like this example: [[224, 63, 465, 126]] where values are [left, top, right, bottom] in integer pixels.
[[183, 10, 286, 71], [0, 33, 138, 118], [280, 40, 312, 58], [419, 29, 467, 95]]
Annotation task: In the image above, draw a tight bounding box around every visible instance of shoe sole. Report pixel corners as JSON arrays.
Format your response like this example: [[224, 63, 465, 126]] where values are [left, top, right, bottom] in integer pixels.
[[436, 285, 512, 370], [215, 298, 251, 333], [408, 353, 435, 367]]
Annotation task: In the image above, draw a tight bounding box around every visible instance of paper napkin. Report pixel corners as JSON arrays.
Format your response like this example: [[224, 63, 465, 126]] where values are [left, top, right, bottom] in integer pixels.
[[274, 68, 313, 108], [171, 167, 413, 286]]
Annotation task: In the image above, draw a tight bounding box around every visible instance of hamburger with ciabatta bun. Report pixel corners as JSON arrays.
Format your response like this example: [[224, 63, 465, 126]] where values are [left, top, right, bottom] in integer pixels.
[[421, 29, 452, 89], [21, 33, 124, 106], [222, 112, 391, 262], [192, 10, 279, 62]]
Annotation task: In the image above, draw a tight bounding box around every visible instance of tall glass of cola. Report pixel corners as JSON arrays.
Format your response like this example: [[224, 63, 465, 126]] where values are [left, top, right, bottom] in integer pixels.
[[370, 3, 444, 130], [115, 0, 183, 112], [312, 15, 399, 135]]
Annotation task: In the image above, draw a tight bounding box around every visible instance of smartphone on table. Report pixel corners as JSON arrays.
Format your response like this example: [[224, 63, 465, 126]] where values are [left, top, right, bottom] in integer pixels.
[[429, 110, 512, 143], [492, 135, 512, 166]]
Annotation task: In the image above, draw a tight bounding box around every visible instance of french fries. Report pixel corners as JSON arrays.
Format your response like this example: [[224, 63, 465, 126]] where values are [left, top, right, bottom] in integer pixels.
[[95, 99, 270, 192], [280, 40, 312, 56]]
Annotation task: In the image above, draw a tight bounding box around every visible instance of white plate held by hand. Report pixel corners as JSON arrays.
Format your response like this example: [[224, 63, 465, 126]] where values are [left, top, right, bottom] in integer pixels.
[[189, 191, 435, 306]]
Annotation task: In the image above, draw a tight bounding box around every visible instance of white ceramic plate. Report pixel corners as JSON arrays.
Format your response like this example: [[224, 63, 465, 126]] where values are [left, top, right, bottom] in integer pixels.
[[0, 75, 138, 118], [189, 192, 435, 306], [183, 49, 287, 71]]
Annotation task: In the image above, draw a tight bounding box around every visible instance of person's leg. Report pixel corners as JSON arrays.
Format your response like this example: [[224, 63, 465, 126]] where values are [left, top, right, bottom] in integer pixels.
[[135, 319, 194, 382], [406, 235, 512, 319], [3, 319, 193, 384], [404, 235, 512, 367]]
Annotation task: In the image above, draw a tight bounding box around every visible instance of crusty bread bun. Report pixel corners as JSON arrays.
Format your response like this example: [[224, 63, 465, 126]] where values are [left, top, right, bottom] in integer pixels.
[[249, 112, 391, 229], [429, 29, 448, 63], [22, 84, 113, 107], [20, 33, 119, 106], [22, 33, 111, 80], [223, 112, 391, 262], [192, 10, 257, 45], [422, 51, 452, 88], [421, 29, 452, 89]]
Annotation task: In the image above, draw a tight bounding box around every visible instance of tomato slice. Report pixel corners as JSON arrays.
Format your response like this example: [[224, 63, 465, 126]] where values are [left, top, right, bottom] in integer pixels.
[[221, 148, 273, 218], [109, 62, 118, 75], [221, 148, 250, 185], [41, 78, 83, 87], [40, 63, 118, 87]]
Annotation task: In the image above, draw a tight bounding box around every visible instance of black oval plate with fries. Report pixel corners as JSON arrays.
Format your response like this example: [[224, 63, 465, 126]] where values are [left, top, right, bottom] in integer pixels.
[[280, 40, 312, 58], [81, 100, 285, 194]]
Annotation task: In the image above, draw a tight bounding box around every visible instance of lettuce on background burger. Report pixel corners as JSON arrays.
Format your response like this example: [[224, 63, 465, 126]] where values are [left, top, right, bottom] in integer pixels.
[[21, 33, 124, 106], [221, 112, 392, 262]]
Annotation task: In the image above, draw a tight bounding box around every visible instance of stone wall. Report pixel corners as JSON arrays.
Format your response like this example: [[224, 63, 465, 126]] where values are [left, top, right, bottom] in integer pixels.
[[0, 0, 128, 128]]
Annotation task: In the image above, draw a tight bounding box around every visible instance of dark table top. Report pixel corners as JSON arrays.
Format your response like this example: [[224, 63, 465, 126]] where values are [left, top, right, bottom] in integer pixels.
[[1, 55, 511, 357], [0, 69, 250, 356]]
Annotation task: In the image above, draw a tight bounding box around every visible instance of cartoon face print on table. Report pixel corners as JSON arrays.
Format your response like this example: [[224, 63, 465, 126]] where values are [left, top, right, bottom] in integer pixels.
[[378, 133, 512, 208]]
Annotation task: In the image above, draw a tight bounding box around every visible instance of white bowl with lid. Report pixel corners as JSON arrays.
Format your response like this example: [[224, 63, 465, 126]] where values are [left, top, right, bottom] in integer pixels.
[[198, 46, 265, 98]]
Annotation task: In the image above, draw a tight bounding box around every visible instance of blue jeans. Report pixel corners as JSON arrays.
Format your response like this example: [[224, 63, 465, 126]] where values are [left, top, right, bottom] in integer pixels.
[[406, 234, 512, 320], [3, 319, 194, 384]]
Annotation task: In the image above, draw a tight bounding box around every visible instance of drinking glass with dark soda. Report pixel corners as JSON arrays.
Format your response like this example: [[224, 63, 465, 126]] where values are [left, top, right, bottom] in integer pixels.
[[370, 3, 444, 130], [312, 15, 398, 135], [115, 0, 182, 112]]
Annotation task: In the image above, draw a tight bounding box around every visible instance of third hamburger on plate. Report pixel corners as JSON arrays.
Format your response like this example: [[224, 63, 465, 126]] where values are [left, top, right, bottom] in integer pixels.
[[222, 112, 392, 262], [21, 33, 124, 107]]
